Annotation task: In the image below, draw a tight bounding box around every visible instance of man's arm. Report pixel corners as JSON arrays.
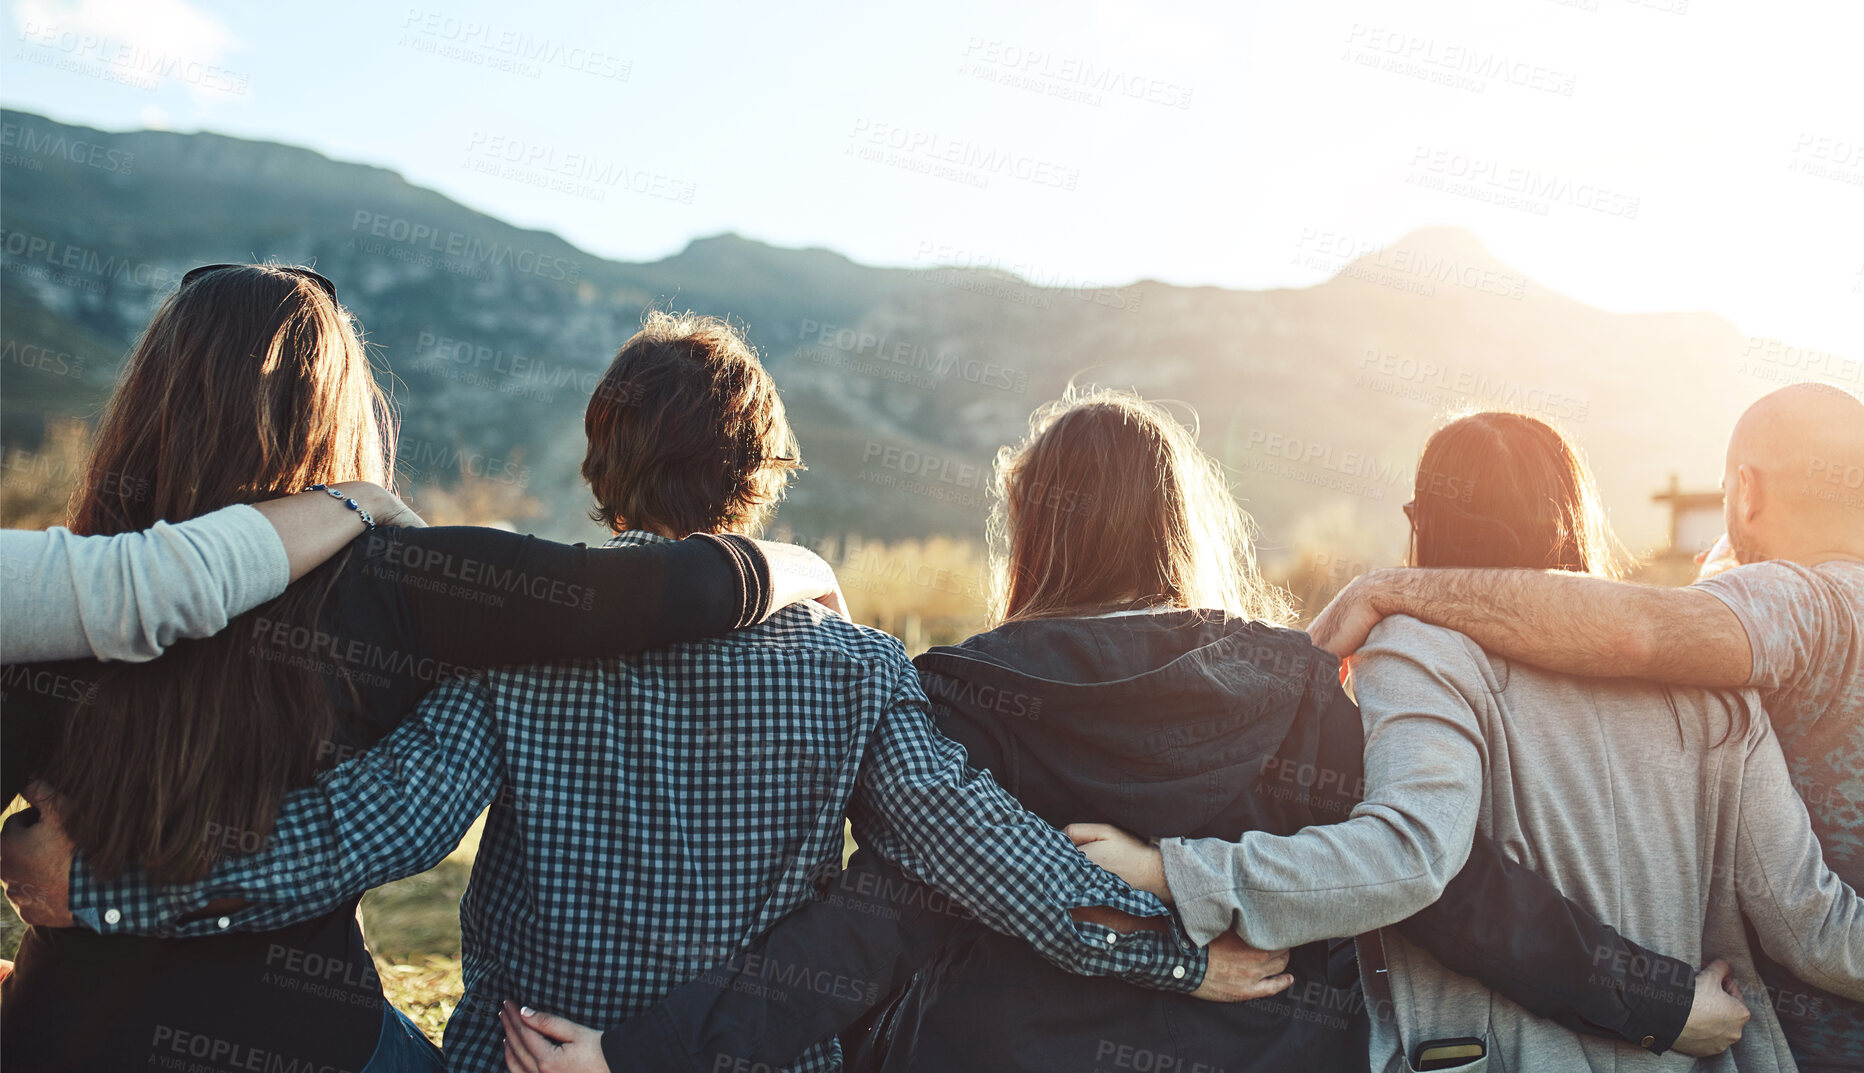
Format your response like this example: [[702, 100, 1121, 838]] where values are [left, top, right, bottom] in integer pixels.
[[595, 850, 968, 1073], [846, 656, 1210, 994], [65, 674, 503, 937], [1735, 711, 1864, 1001], [1402, 833, 1701, 1054], [1308, 568, 1750, 686]]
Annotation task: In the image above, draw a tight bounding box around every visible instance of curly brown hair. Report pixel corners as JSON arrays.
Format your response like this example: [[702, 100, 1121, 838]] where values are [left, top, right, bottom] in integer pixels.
[[582, 311, 801, 536]]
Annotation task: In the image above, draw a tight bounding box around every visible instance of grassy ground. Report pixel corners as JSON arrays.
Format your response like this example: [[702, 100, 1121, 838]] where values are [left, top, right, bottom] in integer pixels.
[[356, 817, 483, 1043]]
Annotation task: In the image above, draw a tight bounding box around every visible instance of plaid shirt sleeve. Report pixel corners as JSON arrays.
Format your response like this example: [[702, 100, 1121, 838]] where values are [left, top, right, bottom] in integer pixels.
[[846, 660, 1209, 994], [67, 674, 504, 938]]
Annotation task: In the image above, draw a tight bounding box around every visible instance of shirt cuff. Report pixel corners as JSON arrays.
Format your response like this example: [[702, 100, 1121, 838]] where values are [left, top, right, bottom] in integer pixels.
[[600, 1005, 700, 1073], [1074, 882, 1207, 993], [211, 503, 294, 611], [1693, 580, 1765, 688], [1158, 836, 1237, 948], [1616, 955, 1695, 1054], [693, 533, 770, 628]]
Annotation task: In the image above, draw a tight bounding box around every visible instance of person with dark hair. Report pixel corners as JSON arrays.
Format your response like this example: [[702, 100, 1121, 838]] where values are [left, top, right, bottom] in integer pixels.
[[0, 270, 838, 1072], [36, 321, 1281, 1073], [505, 394, 1754, 1073], [1077, 409, 1864, 1070]]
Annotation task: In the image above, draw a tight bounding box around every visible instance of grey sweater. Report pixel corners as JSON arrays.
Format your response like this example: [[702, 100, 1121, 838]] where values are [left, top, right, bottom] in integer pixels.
[[1161, 615, 1864, 1072], [0, 504, 288, 664]]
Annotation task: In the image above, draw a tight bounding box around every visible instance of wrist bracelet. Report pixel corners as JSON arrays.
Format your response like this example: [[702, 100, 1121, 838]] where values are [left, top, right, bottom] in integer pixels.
[[305, 484, 376, 530]]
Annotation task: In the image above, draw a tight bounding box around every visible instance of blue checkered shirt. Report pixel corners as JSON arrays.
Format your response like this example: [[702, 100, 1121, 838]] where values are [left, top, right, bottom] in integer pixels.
[[69, 531, 1205, 1072]]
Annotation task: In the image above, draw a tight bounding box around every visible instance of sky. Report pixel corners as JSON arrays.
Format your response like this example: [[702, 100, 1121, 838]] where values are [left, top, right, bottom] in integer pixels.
[[2, 0, 1861, 360]]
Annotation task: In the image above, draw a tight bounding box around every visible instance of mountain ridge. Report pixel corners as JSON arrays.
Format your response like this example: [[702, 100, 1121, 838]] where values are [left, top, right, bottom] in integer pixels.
[[1, 107, 1799, 564]]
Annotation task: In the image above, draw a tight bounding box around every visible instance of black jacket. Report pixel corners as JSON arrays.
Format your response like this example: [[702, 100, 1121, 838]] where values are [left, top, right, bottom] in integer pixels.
[[607, 611, 1696, 1072]]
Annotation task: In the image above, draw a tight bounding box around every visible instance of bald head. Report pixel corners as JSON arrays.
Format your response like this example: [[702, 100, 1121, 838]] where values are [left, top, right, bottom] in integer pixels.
[[1724, 383, 1864, 563]]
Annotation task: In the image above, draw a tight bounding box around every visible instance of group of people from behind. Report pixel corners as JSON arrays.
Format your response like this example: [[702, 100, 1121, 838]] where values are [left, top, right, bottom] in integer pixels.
[[0, 262, 1858, 1073]]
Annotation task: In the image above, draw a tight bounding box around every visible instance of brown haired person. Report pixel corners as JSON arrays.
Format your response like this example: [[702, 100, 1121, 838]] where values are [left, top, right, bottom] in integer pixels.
[[35, 319, 1275, 1073], [1074, 410, 1864, 1070], [0, 270, 838, 1073], [1307, 384, 1864, 1071], [509, 395, 1743, 1073]]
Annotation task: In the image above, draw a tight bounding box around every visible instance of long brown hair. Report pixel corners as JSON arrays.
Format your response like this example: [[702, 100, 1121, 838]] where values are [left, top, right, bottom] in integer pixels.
[[50, 264, 392, 884], [990, 388, 1291, 625], [1408, 411, 1622, 576]]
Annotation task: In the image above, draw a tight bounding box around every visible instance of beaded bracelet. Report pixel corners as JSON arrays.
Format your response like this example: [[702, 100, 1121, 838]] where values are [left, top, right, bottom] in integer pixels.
[[305, 484, 376, 530]]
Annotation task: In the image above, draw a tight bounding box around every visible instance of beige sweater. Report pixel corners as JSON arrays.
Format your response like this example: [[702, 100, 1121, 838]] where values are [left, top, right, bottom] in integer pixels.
[[1161, 615, 1864, 1072]]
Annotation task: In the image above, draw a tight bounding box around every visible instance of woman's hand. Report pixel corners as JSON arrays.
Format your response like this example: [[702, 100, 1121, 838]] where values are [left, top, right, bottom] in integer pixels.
[[1193, 931, 1295, 1002], [1065, 823, 1170, 903], [752, 540, 848, 620], [501, 1001, 609, 1073], [1672, 960, 1750, 1057], [253, 482, 426, 582], [331, 481, 426, 530]]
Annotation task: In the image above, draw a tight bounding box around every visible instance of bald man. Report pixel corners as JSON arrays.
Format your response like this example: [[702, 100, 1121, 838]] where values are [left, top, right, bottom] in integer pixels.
[[1311, 382, 1864, 1071]]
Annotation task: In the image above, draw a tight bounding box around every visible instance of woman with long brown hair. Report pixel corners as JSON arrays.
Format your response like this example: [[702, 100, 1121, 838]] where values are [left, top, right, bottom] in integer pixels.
[[508, 394, 1718, 1073], [0, 264, 832, 1072], [1075, 409, 1864, 1071]]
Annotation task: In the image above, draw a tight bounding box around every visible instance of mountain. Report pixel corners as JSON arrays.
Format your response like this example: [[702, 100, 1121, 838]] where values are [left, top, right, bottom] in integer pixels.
[[0, 108, 1800, 570]]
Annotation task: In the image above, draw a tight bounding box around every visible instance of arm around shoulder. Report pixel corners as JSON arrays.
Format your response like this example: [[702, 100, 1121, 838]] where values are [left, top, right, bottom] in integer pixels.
[[1, 503, 288, 664]]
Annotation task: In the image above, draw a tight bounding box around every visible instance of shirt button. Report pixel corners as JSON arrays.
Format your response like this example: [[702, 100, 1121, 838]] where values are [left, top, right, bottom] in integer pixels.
[[217, 916, 232, 929], [1171, 965, 1186, 980], [103, 908, 121, 925], [1105, 931, 1119, 945], [1640, 1036, 1655, 1049]]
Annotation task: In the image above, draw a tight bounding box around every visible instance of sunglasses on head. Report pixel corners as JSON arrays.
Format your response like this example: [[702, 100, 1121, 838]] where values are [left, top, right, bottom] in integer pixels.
[[182, 263, 337, 300]]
